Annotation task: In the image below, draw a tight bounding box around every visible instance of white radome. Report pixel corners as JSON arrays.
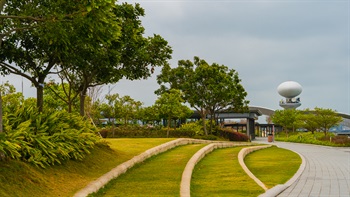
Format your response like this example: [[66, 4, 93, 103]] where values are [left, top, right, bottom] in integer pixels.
[[277, 81, 302, 98]]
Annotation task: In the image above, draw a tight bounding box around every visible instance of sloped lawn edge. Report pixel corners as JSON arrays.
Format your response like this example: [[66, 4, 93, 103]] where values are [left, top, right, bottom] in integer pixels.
[[180, 142, 252, 197], [258, 146, 306, 197], [74, 138, 220, 197], [238, 145, 273, 191]]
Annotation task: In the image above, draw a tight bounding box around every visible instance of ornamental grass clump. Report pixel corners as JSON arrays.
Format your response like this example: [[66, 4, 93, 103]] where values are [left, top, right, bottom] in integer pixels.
[[0, 106, 101, 167]]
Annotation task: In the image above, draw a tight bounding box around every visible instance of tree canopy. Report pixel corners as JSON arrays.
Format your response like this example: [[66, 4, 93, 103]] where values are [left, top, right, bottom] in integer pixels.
[[312, 107, 342, 136], [272, 107, 342, 136], [0, 1, 172, 114], [156, 56, 249, 135], [154, 89, 192, 137], [271, 109, 300, 136]]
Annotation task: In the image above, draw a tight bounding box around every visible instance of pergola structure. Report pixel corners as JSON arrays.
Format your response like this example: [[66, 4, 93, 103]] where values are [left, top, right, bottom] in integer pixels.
[[189, 109, 262, 140]]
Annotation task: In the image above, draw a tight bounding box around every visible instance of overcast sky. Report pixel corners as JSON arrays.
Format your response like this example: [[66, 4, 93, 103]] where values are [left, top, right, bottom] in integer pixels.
[[3, 0, 350, 115]]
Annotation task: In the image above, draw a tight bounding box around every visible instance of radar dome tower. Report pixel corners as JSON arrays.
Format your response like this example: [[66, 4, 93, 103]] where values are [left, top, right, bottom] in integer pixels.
[[277, 81, 302, 109]]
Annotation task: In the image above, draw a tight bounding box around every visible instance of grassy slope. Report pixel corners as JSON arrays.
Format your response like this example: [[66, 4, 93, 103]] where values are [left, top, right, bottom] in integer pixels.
[[0, 138, 174, 197], [191, 147, 265, 197], [244, 146, 301, 188], [92, 144, 207, 196], [0, 139, 301, 197]]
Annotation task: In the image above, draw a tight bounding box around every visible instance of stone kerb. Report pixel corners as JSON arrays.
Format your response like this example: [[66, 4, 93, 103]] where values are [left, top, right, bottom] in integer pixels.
[[180, 142, 251, 197], [237, 145, 273, 191], [74, 138, 212, 197], [258, 147, 306, 197]]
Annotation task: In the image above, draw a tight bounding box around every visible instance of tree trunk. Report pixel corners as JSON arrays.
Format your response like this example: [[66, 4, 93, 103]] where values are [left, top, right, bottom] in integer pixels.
[[0, 87, 3, 160], [68, 101, 72, 113], [37, 84, 44, 112], [79, 90, 86, 116], [167, 117, 171, 137], [202, 115, 207, 136], [209, 110, 216, 134], [0, 90, 3, 133]]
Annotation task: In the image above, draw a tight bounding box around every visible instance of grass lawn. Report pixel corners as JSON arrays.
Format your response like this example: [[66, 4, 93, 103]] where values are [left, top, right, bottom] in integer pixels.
[[244, 146, 301, 188], [0, 138, 174, 197], [191, 147, 265, 197], [90, 143, 207, 197]]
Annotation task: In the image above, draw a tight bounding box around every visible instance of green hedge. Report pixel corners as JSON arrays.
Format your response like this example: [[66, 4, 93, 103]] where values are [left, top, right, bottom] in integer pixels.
[[218, 127, 249, 141], [99, 124, 248, 142], [99, 125, 196, 138], [275, 131, 350, 147]]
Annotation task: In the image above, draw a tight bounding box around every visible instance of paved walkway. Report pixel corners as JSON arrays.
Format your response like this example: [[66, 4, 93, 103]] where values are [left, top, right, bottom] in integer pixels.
[[254, 137, 350, 197]]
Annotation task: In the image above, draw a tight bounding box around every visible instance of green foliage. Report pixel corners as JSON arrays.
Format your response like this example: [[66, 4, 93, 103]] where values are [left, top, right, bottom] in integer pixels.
[[178, 122, 203, 136], [1, 0, 120, 112], [99, 125, 196, 138], [99, 93, 143, 125], [298, 109, 318, 134], [138, 105, 161, 125], [219, 127, 249, 141], [312, 107, 342, 136], [272, 108, 343, 136], [0, 138, 173, 197], [271, 109, 300, 135], [1, 0, 171, 114], [156, 56, 249, 135], [44, 80, 80, 113], [0, 105, 100, 167], [275, 131, 350, 147], [155, 89, 193, 137]]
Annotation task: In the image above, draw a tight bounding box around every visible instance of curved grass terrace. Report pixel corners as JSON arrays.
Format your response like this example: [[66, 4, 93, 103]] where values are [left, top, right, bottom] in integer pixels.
[[91, 144, 208, 196], [89, 140, 301, 197], [244, 146, 302, 189], [191, 147, 265, 196], [0, 138, 301, 197]]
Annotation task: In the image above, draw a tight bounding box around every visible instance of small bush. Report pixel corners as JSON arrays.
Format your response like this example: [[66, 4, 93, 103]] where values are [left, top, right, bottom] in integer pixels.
[[219, 127, 249, 141], [178, 122, 203, 136], [330, 135, 350, 145], [275, 131, 350, 147]]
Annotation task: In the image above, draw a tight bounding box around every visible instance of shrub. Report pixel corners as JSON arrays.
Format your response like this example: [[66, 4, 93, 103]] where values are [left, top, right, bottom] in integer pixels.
[[219, 127, 249, 141], [275, 131, 350, 147], [100, 124, 197, 138], [330, 135, 350, 145], [178, 122, 203, 136], [0, 106, 100, 167]]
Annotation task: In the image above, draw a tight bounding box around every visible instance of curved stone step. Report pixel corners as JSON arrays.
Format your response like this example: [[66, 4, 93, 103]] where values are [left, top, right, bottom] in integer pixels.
[[237, 145, 273, 191], [74, 138, 216, 197], [180, 142, 253, 197]]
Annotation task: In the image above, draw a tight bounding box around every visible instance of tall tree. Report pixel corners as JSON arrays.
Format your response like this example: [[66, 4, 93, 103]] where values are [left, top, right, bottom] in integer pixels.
[[117, 96, 143, 125], [155, 89, 192, 137], [271, 109, 300, 137], [0, 0, 120, 112], [59, 3, 172, 116], [299, 109, 319, 134], [156, 56, 249, 135], [138, 105, 161, 126], [313, 107, 342, 136]]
